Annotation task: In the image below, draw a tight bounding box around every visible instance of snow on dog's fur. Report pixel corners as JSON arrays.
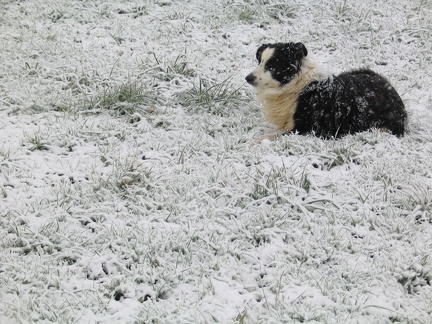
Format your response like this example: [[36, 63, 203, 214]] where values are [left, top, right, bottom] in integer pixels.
[[246, 42, 407, 138]]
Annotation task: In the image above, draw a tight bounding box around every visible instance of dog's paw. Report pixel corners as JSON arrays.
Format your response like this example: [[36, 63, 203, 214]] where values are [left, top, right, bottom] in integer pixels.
[[250, 133, 280, 144]]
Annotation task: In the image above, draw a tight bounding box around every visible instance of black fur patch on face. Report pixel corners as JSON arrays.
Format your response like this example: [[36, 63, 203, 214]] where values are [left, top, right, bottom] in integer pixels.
[[256, 43, 271, 63], [256, 42, 308, 86]]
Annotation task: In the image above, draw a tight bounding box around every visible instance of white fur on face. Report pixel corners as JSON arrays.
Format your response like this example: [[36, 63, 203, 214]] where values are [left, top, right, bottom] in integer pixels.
[[257, 58, 327, 133], [249, 48, 281, 91]]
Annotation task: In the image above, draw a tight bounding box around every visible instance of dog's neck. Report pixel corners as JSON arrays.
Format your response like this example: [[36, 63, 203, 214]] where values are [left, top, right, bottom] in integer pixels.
[[257, 59, 327, 132]]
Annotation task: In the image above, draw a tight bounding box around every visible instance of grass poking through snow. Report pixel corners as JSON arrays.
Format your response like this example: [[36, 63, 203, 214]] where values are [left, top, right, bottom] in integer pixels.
[[0, 0, 432, 323]]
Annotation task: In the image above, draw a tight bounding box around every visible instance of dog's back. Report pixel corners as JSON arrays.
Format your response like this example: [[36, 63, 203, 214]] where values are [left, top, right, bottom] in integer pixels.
[[293, 69, 407, 137]]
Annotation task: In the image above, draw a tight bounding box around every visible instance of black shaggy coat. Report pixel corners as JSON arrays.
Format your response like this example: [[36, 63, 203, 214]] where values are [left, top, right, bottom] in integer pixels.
[[293, 69, 407, 138]]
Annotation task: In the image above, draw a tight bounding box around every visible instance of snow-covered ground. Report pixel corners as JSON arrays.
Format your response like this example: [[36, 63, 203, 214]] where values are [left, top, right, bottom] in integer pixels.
[[1, 0, 432, 323]]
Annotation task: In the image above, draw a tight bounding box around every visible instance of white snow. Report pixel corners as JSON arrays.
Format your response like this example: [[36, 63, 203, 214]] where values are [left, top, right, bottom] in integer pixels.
[[1, 0, 432, 323]]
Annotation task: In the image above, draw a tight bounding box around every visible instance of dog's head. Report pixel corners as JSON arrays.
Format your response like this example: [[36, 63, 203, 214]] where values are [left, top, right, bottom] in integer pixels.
[[245, 42, 308, 90]]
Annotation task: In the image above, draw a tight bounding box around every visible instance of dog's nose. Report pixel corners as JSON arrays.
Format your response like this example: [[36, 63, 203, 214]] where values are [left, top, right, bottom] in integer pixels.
[[245, 73, 256, 85]]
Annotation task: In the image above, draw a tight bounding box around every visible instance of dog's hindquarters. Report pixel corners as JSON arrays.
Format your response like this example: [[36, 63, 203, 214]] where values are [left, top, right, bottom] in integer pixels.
[[294, 69, 406, 137]]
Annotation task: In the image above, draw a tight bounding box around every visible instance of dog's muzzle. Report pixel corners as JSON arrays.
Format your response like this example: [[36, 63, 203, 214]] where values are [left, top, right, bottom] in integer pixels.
[[245, 73, 256, 85]]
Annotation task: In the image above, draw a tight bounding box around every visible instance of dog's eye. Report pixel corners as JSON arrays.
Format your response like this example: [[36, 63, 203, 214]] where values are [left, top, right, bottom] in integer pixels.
[[266, 64, 275, 72]]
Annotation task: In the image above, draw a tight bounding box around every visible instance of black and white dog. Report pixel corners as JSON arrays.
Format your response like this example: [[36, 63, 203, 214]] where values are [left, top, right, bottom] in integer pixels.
[[246, 42, 407, 138]]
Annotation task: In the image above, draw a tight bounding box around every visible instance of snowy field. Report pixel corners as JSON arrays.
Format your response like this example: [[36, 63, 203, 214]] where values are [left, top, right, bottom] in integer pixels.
[[1, 0, 432, 323]]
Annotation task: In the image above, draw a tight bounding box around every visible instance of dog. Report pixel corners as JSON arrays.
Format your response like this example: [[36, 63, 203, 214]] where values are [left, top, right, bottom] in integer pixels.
[[245, 42, 407, 138]]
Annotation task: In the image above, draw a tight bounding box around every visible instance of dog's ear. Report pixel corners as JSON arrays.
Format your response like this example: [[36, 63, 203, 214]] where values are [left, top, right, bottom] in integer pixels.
[[256, 44, 271, 63], [295, 42, 307, 58]]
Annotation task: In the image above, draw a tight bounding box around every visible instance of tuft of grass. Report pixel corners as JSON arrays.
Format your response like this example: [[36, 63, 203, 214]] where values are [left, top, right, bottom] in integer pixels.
[[23, 61, 39, 76], [150, 53, 196, 81], [0, 146, 13, 161], [229, 2, 297, 24], [177, 77, 244, 116], [337, 0, 350, 16], [298, 169, 312, 193], [236, 310, 248, 324], [108, 31, 125, 45], [84, 82, 160, 116], [398, 183, 432, 214], [94, 154, 152, 195], [265, 4, 297, 21], [325, 144, 356, 169], [48, 10, 65, 23], [25, 132, 51, 152], [247, 167, 281, 201], [167, 11, 191, 20], [117, 5, 148, 18], [238, 8, 257, 23]]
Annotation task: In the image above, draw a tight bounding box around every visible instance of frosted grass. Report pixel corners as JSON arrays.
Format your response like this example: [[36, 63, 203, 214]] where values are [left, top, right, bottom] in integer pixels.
[[0, 0, 431, 323]]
